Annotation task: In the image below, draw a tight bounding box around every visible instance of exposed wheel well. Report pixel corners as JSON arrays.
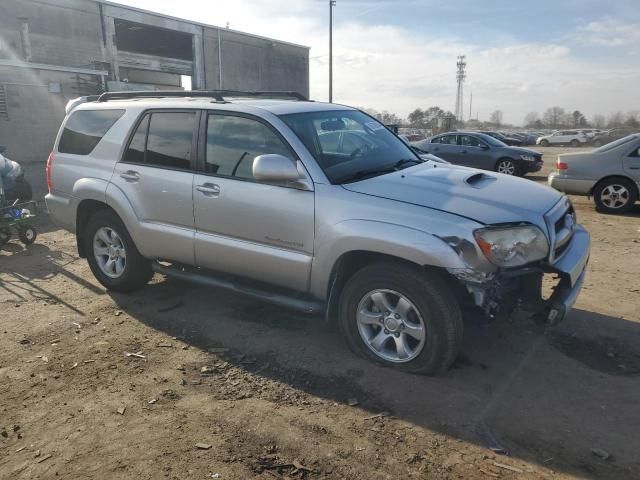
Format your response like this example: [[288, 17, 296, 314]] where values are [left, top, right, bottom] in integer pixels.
[[589, 175, 639, 197], [75, 200, 116, 258], [324, 251, 467, 323]]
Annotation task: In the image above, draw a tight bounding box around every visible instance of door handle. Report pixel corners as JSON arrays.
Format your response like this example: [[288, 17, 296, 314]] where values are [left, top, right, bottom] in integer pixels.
[[120, 170, 140, 182], [196, 183, 220, 196]]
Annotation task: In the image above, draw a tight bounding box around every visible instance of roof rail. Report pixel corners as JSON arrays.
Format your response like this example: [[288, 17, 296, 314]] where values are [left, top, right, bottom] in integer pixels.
[[96, 90, 308, 102]]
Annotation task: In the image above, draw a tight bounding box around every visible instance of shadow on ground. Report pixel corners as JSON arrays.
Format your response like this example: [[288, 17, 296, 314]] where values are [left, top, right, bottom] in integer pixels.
[[103, 275, 640, 480], [2, 240, 639, 479]]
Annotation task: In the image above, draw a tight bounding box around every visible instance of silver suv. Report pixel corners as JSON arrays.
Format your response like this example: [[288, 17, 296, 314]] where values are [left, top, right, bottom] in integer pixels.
[[45, 91, 590, 375]]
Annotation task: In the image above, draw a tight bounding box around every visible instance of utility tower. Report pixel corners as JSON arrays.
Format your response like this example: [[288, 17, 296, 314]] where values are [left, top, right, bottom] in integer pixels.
[[454, 55, 466, 122]]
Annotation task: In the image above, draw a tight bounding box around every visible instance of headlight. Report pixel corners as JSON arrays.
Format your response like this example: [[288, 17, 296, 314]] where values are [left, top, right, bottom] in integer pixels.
[[520, 154, 535, 162], [474, 225, 548, 267]]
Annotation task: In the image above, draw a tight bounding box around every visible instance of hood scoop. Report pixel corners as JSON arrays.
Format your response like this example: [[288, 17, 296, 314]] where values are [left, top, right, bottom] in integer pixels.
[[465, 172, 496, 188]]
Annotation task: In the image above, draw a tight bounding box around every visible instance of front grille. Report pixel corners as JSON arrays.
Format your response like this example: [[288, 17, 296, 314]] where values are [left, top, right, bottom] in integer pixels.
[[545, 198, 575, 263]]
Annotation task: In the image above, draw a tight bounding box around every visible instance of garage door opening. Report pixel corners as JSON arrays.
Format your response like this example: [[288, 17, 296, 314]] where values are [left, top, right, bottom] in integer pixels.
[[114, 19, 193, 61]]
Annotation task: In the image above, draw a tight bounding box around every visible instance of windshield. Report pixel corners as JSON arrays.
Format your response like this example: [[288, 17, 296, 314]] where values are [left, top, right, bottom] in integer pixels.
[[593, 135, 637, 153], [280, 109, 420, 184], [480, 134, 507, 147]]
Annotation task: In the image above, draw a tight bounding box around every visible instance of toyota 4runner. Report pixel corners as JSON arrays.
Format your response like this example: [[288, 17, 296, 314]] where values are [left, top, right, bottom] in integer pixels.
[[45, 91, 590, 375]]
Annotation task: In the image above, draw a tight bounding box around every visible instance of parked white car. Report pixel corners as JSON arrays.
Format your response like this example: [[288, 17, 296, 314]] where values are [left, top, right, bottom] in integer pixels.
[[536, 130, 589, 147]]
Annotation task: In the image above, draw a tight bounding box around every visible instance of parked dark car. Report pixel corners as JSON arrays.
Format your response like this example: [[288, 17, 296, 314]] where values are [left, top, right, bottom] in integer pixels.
[[591, 128, 639, 147], [421, 132, 543, 176], [477, 131, 523, 146]]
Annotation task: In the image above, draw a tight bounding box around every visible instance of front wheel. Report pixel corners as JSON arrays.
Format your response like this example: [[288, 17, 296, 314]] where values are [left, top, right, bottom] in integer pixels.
[[338, 263, 463, 375], [18, 225, 37, 245], [495, 158, 520, 176], [592, 139, 603, 148], [593, 178, 638, 214], [84, 210, 153, 292], [539, 139, 549, 147], [570, 139, 580, 147]]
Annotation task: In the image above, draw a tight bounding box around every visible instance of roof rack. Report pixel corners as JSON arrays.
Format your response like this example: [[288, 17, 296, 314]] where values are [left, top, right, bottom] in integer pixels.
[[96, 90, 308, 102]]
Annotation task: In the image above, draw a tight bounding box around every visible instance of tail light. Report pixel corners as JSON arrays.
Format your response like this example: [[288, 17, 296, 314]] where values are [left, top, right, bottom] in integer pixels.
[[46, 151, 54, 192], [556, 160, 568, 171]]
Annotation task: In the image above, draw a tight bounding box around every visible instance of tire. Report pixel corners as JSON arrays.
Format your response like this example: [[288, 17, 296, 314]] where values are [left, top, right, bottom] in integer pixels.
[[0, 228, 10, 246], [83, 210, 152, 292], [592, 139, 603, 148], [495, 158, 520, 176], [570, 139, 580, 147], [593, 177, 638, 214], [338, 263, 463, 375], [539, 139, 549, 147], [18, 225, 37, 245]]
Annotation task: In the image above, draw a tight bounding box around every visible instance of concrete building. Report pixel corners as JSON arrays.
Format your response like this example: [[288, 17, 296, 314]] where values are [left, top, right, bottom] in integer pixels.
[[0, 0, 310, 165]]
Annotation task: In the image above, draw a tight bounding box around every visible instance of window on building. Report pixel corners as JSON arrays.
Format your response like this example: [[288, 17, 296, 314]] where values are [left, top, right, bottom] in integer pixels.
[[58, 109, 125, 155]]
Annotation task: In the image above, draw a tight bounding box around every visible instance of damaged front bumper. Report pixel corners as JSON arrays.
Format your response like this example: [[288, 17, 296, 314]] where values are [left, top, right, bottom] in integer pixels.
[[450, 225, 590, 324]]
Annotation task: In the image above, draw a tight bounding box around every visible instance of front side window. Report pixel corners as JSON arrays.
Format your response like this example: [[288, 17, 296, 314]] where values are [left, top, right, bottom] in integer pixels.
[[460, 135, 484, 147], [58, 109, 124, 155], [205, 114, 292, 179], [280, 109, 420, 184], [122, 111, 195, 170]]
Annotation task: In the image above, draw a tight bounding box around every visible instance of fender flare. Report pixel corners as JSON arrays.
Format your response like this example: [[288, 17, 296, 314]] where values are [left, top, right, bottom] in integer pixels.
[[309, 219, 469, 299]]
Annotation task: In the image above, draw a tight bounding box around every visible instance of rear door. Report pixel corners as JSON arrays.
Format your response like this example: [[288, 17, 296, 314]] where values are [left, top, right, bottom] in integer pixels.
[[192, 111, 315, 291], [111, 110, 197, 265], [429, 134, 459, 162]]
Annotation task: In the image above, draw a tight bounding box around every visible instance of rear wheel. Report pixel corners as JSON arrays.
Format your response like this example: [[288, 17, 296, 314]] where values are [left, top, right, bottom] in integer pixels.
[[593, 177, 637, 214], [592, 139, 603, 147], [570, 139, 580, 147], [18, 225, 37, 245], [539, 139, 550, 147], [495, 158, 520, 176], [338, 263, 463, 375], [84, 210, 152, 292]]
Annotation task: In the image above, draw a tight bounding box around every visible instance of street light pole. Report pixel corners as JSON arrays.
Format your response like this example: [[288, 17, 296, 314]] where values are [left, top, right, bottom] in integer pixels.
[[329, 0, 335, 102]]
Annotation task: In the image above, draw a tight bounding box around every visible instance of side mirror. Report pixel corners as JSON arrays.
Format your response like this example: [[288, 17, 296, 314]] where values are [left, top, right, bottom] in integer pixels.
[[253, 154, 300, 184]]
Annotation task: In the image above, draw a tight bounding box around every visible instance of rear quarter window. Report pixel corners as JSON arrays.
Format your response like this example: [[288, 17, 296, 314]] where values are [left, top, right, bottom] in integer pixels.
[[58, 109, 125, 155]]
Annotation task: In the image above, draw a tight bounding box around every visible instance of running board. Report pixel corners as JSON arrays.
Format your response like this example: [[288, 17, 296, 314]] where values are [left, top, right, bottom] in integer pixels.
[[152, 263, 324, 314]]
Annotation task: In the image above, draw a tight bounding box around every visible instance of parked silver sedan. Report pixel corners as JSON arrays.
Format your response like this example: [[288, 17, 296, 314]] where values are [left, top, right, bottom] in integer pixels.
[[548, 134, 640, 213]]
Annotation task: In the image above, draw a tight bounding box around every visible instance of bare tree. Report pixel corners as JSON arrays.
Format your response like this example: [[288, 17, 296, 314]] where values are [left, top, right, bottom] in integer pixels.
[[542, 106, 565, 128], [608, 111, 625, 128], [524, 111, 539, 127], [572, 110, 586, 127], [592, 114, 606, 128], [490, 110, 503, 126]]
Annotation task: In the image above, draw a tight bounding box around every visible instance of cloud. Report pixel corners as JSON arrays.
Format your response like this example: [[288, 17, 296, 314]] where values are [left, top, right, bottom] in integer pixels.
[[119, 0, 640, 125], [571, 18, 640, 47]]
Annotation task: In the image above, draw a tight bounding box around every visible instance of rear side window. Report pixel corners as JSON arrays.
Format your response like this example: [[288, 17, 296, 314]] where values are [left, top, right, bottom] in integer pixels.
[[58, 109, 125, 155], [123, 111, 196, 170]]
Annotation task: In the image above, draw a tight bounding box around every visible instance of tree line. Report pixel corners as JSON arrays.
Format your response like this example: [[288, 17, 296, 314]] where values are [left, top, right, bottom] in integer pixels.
[[362, 105, 639, 130], [524, 108, 639, 129]]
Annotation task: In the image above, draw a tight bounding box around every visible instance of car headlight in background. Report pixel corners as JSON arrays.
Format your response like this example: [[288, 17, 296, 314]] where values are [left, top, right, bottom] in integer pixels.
[[474, 225, 548, 267], [520, 154, 535, 162]]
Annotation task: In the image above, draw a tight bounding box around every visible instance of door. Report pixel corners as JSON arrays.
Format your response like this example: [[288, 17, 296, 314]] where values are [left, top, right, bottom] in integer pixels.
[[193, 112, 315, 291], [623, 142, 640, 181], [111, 110, 197, 265], [429, 134, 459, 162], [457, 134, 489, 168]]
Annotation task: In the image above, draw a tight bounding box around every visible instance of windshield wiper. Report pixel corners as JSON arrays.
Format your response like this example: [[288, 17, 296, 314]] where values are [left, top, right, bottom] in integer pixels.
[[338, 158, 422, 184]]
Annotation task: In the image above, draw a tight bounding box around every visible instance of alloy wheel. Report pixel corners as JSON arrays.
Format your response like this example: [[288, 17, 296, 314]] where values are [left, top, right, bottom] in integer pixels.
[[497, 160, 516, 175], [600, 184, 630, 209], [356, 289, 426, 363], [93, 227, 127, 278]]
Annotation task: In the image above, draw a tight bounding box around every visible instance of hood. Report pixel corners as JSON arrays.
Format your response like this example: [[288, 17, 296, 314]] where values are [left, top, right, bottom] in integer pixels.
[[498, 145, 541, 157], [342, 164, 562, 225]]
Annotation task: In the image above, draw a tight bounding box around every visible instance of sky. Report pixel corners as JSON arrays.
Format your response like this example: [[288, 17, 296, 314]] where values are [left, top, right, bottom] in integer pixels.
[[117, 0, 639, 125]]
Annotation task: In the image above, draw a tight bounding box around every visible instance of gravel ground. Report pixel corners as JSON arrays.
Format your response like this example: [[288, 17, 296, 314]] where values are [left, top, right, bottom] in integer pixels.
[[1, 146, 639, 479]]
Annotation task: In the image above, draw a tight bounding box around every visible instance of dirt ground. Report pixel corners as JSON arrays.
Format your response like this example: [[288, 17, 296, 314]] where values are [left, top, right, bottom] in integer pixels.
[[1, 147, 639, 480]]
